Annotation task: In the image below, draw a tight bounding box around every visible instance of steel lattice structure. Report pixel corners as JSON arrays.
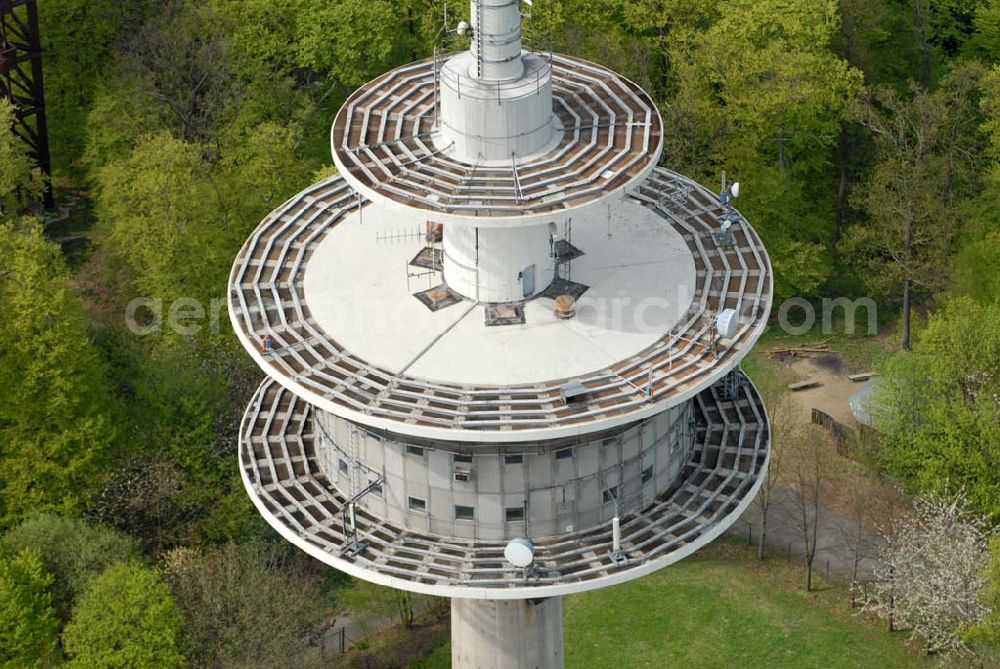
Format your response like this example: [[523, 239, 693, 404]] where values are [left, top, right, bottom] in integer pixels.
[[0, 0, 52, 208]]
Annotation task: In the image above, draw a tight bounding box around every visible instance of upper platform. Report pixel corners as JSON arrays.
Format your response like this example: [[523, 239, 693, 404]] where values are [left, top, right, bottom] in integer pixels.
[[302, 196, 696, 387], [227, 168, 773, 443], [331, 53, 662, 227]]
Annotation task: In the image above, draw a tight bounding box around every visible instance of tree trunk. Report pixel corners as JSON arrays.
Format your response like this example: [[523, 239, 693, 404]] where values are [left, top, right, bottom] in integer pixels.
[[777, 127, 786, 174], [913, 0, 932, 87], [902, 275, 912, 350], [901, 218, 914, 350], [834, 123, 850, 246], [757, 511, 768, 560]]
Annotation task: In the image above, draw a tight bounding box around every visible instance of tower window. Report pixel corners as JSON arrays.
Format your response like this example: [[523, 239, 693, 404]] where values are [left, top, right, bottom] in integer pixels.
[[505, 506, 525, 521], [453, 453, 473, 463], [455, 505, 475, 521], [504, 454, 523, 465], [408, 496, 426, 512], [339, 459, 349, 475], [555, 447, 574, 460], [603, 486, 619, 505], [641, 466, 653, 484], [406, 445, 424, 457]]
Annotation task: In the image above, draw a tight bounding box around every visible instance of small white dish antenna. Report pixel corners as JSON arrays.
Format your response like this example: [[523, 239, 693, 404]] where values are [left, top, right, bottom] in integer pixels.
[[504, 538, 535, 568], [716, 308, 739, 339], [730, 182, 740, 199], [456, 20, 470, 36]]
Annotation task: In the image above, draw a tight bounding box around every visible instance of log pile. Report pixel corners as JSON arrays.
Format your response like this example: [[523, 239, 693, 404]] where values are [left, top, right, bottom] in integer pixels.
[[768, 338, 833, 358]]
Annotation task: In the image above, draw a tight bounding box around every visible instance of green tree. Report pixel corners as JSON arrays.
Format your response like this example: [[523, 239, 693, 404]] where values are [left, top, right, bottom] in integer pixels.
[[2, 514, 138, 619], [666, 0, 863, 299], [93, 131, 231, 307], [296, 0, 398, 89], [37, 0, 148, 173], [0, 549, 59, 668], [63, 563, 184, 669], [0, 218, 120, 526], [846, 65, 985, 349], [872, 296, 1000, 517], [965, 536, 1000, 662]]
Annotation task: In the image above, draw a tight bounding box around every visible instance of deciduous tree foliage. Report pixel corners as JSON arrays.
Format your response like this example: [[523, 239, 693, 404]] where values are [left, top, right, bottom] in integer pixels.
[[667, 0, 863, 299], [163, 541, 326, 667], [0, 549, 59, 668], [873, 296, 1000, 516], [846, 64, 986, 350], [0, 217, 119, 526], [965, 536, 1000, 661], [63, 562, 185, 669], [1, 514, 138, 619], [863, 493, 994, 657]]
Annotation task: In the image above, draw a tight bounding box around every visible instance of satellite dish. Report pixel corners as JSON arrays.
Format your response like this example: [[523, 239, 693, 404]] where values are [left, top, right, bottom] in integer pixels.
[[504, 538, 534, 568], [716, 309, 739, 339], [456, 20, 470, 36], [730, 182, 740, 199]]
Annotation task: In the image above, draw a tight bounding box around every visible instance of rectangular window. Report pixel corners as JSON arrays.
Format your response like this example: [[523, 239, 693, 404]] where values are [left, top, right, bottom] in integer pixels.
[[641, 466, 653, 485], [505, 506, 525, 521], [555, 447, 574, 460], [601, 438, 616, 449], [504, 454, 523, 465], [339, 459, 349, 475], [603, 486, 619, 505], [370, 482, 383, 497], [454, 505, 475, 521], [453, 453, 473, 463], [405, 445, 424, 457], [408, 496, 426, 512]]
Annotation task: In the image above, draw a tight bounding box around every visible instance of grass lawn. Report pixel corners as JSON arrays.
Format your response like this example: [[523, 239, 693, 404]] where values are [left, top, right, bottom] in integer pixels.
[[409, 543, 941, 669], [564, 545, 934, 668]]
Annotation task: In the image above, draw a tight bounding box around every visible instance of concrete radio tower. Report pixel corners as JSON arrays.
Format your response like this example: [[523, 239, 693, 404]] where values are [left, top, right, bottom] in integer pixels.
[[230, 2, 773, 666]]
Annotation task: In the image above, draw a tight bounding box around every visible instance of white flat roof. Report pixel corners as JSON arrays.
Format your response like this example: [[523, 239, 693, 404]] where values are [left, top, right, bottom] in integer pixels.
[[303, 197, 696, 386]]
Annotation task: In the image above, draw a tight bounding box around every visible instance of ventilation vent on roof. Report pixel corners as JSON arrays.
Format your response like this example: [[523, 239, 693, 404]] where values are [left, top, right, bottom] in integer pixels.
[[560, 381, 588, 404]]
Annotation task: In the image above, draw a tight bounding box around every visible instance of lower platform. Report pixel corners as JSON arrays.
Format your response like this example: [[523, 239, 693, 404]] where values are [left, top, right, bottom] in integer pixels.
[[238, 376, 769, 599]]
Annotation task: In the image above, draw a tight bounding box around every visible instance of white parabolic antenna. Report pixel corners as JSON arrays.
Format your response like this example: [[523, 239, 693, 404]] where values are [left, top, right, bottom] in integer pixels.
[[505, 538, 535, 568]]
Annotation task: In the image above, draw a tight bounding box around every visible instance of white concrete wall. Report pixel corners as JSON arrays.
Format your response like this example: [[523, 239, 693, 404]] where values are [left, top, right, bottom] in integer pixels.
[[313, 403, 695, 541], [443, 221, 555, 303], [437, 53, 554, 161], [452, 596, 564, 669]]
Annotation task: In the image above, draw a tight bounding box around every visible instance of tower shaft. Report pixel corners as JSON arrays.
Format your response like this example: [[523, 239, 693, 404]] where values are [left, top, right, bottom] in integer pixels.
[[452, 596, 564, 669], [470, 0, 525, 81]]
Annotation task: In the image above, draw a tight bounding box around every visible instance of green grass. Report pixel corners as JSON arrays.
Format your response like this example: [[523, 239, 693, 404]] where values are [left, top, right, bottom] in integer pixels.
[[563, 555, 930, 669], [411, 545, 939, 669]]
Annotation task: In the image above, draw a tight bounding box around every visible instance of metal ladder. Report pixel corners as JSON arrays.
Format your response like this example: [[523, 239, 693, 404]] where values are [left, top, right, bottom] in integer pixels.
[[474, 0, 484, 78]]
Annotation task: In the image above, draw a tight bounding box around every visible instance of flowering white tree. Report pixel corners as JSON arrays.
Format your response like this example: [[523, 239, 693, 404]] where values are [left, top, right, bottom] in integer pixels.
[[862, 492, 996, 657]]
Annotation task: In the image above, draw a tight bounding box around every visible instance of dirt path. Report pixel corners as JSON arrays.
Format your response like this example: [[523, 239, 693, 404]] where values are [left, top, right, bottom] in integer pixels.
[[727, 486, 880, 583], [724, 350, 887, 584], [784, 353, 865, 425]]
